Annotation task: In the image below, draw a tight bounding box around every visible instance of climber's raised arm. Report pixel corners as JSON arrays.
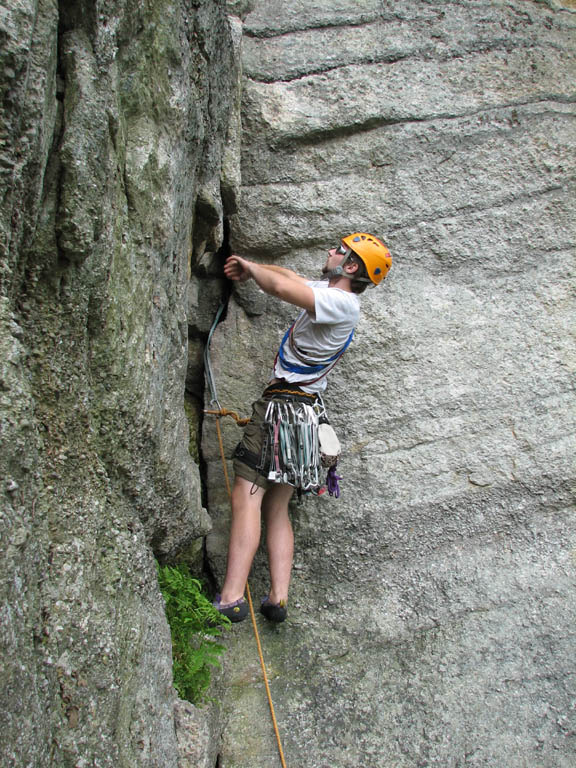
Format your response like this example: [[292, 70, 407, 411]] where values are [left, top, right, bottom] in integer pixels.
[[224, 254, 315, 313]]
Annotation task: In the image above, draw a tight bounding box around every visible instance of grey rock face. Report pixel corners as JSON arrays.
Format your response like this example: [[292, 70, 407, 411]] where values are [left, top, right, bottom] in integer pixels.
[[1, 0, 239, 765], [206, 2, 576, 766], [2, 0, 575, 765]]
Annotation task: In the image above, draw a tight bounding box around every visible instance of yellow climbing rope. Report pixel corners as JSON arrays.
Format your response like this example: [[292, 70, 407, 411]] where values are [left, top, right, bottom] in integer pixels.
[[207, 409, 288, 768]]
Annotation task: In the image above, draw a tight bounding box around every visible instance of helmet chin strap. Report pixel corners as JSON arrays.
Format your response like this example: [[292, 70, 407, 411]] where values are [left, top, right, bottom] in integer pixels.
[[321, 253, 375, 284], [321, 256, 349, 281], [323, 265, 345, 279], [321, 265, 373, 285]]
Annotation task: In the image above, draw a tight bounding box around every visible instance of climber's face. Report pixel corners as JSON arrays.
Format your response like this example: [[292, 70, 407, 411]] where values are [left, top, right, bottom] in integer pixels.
[[322, 243, 350, 274]]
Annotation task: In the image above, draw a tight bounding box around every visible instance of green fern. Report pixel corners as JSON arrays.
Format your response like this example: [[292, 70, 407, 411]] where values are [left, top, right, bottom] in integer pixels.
[[157, 563, 229, 704]]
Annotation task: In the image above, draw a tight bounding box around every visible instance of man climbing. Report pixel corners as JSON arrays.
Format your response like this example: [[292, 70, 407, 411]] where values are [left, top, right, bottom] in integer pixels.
[[213, 233, 392, 623]]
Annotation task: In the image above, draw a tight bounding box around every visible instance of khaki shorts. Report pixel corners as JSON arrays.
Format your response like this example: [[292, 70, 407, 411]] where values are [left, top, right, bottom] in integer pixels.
[[232, 396, 271, 489]]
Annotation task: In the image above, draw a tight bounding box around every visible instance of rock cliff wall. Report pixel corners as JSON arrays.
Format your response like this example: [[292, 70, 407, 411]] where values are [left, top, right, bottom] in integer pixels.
[[205, 2, 576, 767], [1, 1, 575, 767], [1, 1, 238, 765]]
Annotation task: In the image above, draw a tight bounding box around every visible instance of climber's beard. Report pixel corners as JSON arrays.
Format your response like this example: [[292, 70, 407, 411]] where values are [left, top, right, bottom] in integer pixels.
[[321, 253, 337, 275], [321, 252, 344, 280]]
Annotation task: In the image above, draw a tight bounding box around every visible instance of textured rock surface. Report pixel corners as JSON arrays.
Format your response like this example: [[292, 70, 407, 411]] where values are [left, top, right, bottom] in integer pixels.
[[0, 0, 238, 765], [2, 0, 575, 766], [205, 1, 576, 766]]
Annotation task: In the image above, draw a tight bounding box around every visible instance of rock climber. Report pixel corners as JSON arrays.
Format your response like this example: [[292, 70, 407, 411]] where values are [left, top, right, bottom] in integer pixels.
[[213, 233, 392, 623]]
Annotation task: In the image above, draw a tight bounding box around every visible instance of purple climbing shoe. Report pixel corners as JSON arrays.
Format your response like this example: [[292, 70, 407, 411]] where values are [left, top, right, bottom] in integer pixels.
[[213, 594, 248, 623]]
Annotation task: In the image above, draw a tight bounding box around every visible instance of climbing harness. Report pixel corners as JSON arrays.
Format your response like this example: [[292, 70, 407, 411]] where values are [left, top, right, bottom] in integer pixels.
[[203, 302, 288, 768]]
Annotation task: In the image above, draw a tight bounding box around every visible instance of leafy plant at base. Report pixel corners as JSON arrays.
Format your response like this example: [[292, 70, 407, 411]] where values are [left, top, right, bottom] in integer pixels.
[[157, 562, 229, 704]]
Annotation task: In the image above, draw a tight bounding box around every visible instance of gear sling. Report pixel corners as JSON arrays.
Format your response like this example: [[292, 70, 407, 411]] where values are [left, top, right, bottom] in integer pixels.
[[247, 313, 353, 495]]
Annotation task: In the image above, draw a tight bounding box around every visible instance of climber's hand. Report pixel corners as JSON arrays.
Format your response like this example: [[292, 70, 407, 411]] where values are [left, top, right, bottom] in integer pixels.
[[224, 255, 251, 282]]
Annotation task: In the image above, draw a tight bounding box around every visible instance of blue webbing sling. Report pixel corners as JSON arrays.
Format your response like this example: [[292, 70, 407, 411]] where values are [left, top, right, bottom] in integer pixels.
[[276, 322, 354, 377]]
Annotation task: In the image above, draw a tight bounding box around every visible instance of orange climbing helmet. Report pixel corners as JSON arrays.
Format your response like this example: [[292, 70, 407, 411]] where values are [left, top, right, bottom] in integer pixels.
[[342, 232, 392, 285]]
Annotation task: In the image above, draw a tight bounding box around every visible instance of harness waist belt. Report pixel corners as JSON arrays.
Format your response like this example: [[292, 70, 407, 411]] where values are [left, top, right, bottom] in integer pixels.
[[263, 383, 319, 402]]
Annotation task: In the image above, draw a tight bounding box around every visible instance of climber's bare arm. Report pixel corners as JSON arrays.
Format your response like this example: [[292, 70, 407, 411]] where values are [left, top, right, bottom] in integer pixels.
[[224, 257, 308, 284], [259, 264, 309, 283], [224, 255, 315, 314]]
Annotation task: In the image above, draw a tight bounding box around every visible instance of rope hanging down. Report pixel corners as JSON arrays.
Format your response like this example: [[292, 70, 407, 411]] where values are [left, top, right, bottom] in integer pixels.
[[203, 301, 288, 768], [203, 301, 227, 411]]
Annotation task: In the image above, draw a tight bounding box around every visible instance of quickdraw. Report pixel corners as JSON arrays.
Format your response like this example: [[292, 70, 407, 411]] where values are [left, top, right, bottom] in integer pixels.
[[261, 396, 340, 496]]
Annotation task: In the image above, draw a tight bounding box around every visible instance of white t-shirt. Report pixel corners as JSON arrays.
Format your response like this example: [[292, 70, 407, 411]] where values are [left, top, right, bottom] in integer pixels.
[[272, 281, 360, 393]]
